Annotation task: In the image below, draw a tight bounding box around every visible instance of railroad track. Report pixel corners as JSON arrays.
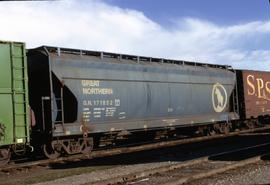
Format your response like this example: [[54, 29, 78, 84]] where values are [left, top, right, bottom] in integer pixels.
[[89, 141, 270, 185], [2, 126, 270, 173]]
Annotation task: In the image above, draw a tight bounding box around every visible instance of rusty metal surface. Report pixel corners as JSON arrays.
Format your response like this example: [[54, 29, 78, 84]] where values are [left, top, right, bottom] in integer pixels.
[[239, 70, 270, 119]]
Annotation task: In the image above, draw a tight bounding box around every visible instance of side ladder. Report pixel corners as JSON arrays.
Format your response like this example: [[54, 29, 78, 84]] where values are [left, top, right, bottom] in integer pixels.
[[52, 87, 66, 132], [10, 43, 29, 145]]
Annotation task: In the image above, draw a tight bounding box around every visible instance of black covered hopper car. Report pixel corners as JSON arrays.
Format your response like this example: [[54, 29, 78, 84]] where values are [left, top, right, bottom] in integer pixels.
[[26, 46, 249, 158]]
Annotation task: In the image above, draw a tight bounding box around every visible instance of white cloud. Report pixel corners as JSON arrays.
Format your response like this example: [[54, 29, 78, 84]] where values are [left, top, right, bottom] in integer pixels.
[[0, 0, 270, 70]]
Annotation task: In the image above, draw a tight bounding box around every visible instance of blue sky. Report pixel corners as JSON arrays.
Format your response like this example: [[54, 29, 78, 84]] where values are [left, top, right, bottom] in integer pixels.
[[104, 0, 270, 25], [0, 0, 269, 70]]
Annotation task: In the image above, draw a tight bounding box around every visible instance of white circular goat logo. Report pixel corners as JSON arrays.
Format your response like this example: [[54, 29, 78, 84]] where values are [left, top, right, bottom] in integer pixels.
[[212, 83, 227, 113]]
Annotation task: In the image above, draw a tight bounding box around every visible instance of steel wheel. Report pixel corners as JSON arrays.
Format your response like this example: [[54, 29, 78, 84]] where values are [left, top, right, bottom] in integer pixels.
[[43, 143, 60, 159]]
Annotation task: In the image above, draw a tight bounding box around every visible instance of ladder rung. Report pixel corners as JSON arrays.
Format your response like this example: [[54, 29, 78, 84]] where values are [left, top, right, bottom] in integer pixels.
[[15, 125, 27, 127], [14, 113, 26, 116], [12, 89, 25, 91], [15, 137, 28, 139], [13, 78, 26, 81], [14, 101, 26, 104], [14, 122, 26, 125], [13, 66, 25, 70], [12, 55, 26, 58], [13, 92, 26, 94]]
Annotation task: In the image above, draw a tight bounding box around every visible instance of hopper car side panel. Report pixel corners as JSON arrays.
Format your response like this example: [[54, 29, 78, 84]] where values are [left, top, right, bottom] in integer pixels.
[[28, 47, 238, 137]]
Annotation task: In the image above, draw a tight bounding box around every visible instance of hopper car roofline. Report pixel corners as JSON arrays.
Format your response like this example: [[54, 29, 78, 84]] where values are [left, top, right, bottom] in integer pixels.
[[29, 46, 233, 70], [0, 40, 24, 45]]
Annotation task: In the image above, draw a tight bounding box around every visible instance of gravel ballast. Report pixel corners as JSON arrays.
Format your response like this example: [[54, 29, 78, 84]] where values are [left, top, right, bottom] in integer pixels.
[[33, 160, 270, 185], [188, 161, 270, 185], [33, 161, 178, 185]]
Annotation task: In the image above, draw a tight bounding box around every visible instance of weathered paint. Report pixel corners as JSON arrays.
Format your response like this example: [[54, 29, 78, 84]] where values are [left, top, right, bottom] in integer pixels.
[[28, 47, 238, 137], [239, 70, 270, 119], [0, 41, 30, 146]]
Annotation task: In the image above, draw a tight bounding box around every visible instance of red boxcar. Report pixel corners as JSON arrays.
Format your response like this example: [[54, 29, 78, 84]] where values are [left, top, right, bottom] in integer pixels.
[[237, 70, 270, 119]]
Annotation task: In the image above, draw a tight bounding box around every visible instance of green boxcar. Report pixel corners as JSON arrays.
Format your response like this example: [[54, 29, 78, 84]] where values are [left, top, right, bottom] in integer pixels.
[[0, 41, 30, 149]]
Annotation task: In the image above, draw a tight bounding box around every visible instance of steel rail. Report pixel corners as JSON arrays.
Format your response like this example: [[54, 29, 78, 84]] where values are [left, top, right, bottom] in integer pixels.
[[90, 141, 270, 185], [1, 126, 270, 173]]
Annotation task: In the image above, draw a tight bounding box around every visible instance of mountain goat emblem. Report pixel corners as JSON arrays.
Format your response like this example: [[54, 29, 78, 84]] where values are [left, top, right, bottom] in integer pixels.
[[212, 83, 227, 113]]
